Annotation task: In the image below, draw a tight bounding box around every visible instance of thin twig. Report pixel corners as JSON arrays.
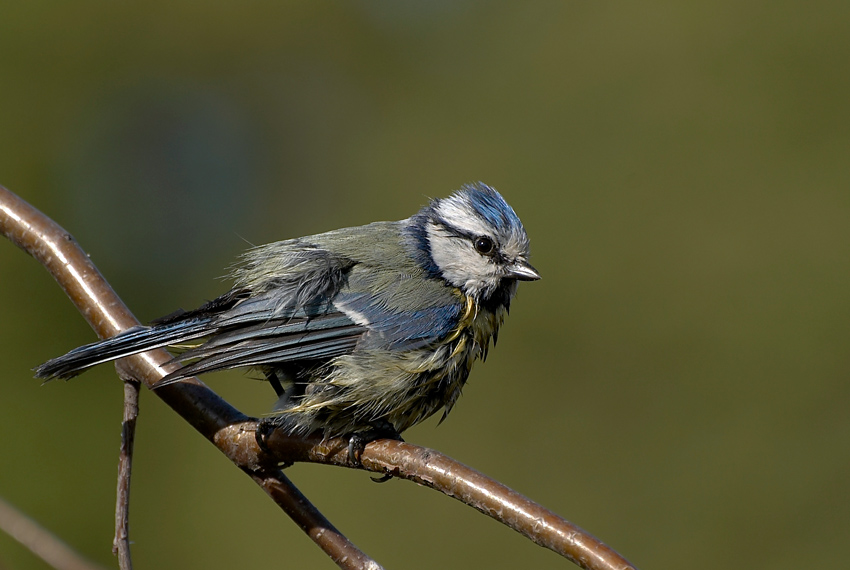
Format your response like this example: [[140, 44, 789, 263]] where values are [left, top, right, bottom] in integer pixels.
[[112, 375, 140, 570], [0, 184, 638, 570], [0, 496, 109, 570]]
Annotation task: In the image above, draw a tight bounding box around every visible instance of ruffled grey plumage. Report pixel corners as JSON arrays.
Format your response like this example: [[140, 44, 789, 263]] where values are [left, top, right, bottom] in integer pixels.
[[35, 182, 538, 438]]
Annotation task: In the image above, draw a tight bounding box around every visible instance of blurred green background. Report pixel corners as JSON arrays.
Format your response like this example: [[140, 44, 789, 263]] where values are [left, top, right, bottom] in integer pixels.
[[2, 2, 849, 568]]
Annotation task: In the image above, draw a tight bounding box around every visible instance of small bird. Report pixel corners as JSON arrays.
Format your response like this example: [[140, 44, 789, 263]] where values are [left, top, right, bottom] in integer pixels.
[[36, 183, 539, 445]]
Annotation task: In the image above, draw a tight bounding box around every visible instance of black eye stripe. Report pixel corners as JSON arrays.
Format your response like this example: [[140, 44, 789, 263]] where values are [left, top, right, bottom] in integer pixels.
[[433, 217, 501, 257], [433, 217, 471, 240]]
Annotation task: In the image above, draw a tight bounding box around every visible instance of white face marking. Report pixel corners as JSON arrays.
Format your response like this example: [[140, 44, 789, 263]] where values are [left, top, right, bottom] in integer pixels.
[[413, 183, 533, 301], [426, 220, 499, 297]]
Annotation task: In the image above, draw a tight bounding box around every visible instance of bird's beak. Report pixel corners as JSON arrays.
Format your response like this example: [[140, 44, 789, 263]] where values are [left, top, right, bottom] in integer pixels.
[[506, 260, 541, 281]]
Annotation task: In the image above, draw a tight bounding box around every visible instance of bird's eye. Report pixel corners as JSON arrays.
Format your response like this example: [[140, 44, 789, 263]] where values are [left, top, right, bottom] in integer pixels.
[[474, 236, 495, 255]]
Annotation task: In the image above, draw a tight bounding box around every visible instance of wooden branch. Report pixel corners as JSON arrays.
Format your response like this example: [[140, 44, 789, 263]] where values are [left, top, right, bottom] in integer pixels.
[[0, 496, 108, 570], [112, 375, 140, 570], [254, 430, 636, 569], [0, 184, 638, 570]]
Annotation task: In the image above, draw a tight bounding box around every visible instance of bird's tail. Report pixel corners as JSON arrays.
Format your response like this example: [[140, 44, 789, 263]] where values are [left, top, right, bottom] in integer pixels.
[[34, 318, 214, 381]]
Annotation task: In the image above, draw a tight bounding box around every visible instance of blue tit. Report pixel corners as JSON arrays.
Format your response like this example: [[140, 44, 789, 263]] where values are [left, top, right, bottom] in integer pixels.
[[36, 182, 539, 441]]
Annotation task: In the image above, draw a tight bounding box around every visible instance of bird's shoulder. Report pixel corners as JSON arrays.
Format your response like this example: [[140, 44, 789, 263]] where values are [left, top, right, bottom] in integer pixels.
[[234, 221, 407, 279], [330, 231, 466, 349], [232, 221, 465, 348]]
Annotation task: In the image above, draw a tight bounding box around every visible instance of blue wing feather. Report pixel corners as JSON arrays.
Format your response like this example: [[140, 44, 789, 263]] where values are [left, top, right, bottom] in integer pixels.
[[334, 291, 462, 350]]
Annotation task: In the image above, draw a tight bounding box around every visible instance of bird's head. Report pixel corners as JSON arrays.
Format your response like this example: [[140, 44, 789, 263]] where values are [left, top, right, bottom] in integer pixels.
[[406, 182, 540, 305]]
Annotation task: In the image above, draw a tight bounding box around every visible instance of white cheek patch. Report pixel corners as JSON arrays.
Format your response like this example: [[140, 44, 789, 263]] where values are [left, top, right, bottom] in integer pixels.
[[426, 222, 493, 291]]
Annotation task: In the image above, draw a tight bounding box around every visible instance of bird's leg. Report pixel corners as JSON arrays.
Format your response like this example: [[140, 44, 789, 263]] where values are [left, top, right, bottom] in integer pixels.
[[346, 421, 403, 482], [254, 416, 297, 472], [255, 418, 274, 453], [264, 370, 286, 398], [255, 373, 286, 457]]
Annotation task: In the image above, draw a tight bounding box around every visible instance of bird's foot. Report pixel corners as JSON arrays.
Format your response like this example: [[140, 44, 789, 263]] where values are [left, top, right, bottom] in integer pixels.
[[254, 418, 295, 468], [346, 421, 403, 482], [255, 417, 276, 454]]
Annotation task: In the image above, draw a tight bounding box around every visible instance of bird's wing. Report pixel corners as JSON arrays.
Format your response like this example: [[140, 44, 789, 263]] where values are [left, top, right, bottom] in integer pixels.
[[157, 248, 364, 383], [160, 303, 363, 382], [164, 266, 465, 381], [332, 262, 466, 352]]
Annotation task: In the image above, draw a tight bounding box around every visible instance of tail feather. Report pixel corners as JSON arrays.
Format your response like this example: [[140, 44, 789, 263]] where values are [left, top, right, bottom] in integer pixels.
[[34, 318, 214, 381]]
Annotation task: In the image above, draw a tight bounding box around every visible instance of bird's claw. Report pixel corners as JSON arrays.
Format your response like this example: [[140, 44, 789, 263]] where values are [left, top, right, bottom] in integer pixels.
[[346, 422, 403, 481]]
